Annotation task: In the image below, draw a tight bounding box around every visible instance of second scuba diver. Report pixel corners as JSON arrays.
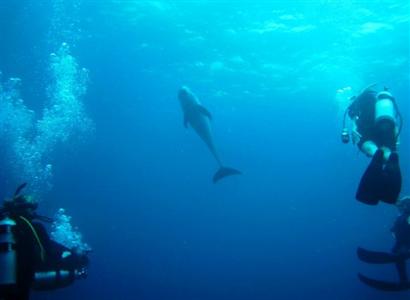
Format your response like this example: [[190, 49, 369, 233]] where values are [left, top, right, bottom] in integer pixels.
[[357, 196, 410, 291], [341, 84, 403, 205], [0, 183, 90, 300]]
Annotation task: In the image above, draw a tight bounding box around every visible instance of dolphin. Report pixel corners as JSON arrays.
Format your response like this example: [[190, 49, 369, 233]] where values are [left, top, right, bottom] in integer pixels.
[[178, 86, 241, 183]]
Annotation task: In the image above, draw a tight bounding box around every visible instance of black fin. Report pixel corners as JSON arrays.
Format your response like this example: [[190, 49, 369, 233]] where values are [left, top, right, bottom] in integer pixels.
[[357, 247, 403, 264], [213, 167, 241, 183], [356, 150, 384, 205], [196, 105, 212, 120], [381, 152, 401, 204], [14, 183, 27, 197], [358, 273, 410, 291]]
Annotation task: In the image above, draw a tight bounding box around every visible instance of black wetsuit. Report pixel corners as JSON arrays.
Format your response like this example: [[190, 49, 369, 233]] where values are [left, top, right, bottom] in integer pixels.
[[349, 89, 397, 151], [0, 217, 45, 300], [392, 213, 410, 254], [0, 216, 86, 300], [357, 212, 410, 290], [352, 90, 401, 205], [390, 213, 410, 283]]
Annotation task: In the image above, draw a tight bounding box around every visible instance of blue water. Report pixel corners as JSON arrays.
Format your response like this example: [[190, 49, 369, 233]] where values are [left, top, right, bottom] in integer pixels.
[[0, 1, 409, 299]]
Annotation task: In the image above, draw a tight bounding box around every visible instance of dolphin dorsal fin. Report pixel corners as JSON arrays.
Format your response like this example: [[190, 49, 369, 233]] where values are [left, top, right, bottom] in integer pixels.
[[196, 105, 212, 120]]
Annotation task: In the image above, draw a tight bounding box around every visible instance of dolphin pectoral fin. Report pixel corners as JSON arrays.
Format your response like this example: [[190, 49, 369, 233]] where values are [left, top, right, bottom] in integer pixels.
[[213, 167, 241, 183], [184, 114, 189, 128], [196, 105, 212, 120]]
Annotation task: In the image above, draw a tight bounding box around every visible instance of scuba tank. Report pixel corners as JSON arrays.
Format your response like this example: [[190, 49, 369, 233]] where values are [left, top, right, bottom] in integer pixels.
[[341, 86, 403, 145], [33, 248, 89, 290], [375, 89, 396, 125], [0, 217, 17, 286], [374, 88, 403, 146]]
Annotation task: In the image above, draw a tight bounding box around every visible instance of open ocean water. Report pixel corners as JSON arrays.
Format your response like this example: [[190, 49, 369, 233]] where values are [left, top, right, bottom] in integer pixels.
[[0, 1, 409, 299]]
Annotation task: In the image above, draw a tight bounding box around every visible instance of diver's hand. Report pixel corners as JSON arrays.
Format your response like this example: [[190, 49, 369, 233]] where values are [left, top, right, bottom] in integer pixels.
[[72, 251, 89, 269], [74, 267, 88, 280], [351, 129, 362, 145], [60, 249, 89, 270]]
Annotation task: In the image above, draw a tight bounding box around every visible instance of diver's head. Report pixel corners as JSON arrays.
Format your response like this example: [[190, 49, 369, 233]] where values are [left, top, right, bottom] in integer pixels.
[[3, 195, 38, 218], [397, 196, 410, 214], [1, 183, 38, 218]]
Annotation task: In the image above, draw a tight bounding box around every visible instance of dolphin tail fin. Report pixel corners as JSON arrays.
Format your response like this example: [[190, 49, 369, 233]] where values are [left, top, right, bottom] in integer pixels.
[[213, 167, 241, 183]]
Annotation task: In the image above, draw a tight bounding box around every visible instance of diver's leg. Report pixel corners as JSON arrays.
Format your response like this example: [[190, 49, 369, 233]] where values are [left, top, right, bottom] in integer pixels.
[[376, 119, 396, 153], [356, 148, 384, 204], [380, 146, 392, 161], [361, 141, 378, 157], [392, 242, 400, 254], [381, 152, 401, 204], [395, 260, 408, 283]]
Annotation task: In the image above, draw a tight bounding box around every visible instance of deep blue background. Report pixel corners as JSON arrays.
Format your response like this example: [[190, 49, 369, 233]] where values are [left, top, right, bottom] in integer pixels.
[[0, 1, 409, 299]]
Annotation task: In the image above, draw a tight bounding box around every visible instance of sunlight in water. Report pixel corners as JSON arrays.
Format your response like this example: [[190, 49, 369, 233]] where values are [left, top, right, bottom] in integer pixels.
[[0, 43, 93, 196]]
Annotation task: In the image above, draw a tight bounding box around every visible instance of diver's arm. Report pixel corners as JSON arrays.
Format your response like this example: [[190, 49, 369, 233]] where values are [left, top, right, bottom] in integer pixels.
[[391, 217, 401, 239], [391, 225, 397, 239], [351, 118, 361, 145], [32, 246, 89, 291], [32, 224, 89, 291], [395, 126, 400, 151], [360, 141, 378, 157], [33, 269, 76, 290]]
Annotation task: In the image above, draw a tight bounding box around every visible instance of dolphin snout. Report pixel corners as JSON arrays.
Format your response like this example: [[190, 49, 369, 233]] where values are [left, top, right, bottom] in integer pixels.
[[178, 86, 190, 100]]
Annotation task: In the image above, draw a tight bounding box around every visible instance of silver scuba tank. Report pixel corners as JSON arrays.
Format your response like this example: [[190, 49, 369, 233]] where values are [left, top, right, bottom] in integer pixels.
[[375, 90, 396, 125], [0, 217, 17, 286]]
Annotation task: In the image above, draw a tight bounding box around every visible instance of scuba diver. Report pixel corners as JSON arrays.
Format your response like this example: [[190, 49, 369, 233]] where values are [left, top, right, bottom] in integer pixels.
[[0, 183, 89, 300], [341, 84, 403, 205], [357, 196, 410, 291]]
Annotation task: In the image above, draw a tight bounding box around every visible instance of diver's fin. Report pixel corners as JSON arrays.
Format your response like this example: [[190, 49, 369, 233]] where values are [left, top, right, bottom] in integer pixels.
[[357, 247, 403, 264], [196, 105, 212, 120], [356, 150, 384, 205], [358, 273, 410, 291], [184, 114, 189, 128], [380, 152, 401, 204], [213, 167, 241, 183], [14, 183, 27, 197]]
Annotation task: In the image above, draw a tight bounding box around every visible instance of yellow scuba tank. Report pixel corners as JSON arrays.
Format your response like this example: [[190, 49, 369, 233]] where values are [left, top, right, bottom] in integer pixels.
[[0, 217, 17, 286], [375, 89, 396, 125]]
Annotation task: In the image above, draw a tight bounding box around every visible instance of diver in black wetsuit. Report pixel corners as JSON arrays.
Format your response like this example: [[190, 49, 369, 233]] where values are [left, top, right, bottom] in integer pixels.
[[357, 196, 410, 291], [341, 84, 403, 205], [392, 198, 410, 255], [0, 183, 89, 300]]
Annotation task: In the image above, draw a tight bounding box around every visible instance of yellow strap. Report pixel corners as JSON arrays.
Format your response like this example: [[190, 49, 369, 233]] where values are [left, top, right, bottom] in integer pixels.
[[19, 216, 46, 262]]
